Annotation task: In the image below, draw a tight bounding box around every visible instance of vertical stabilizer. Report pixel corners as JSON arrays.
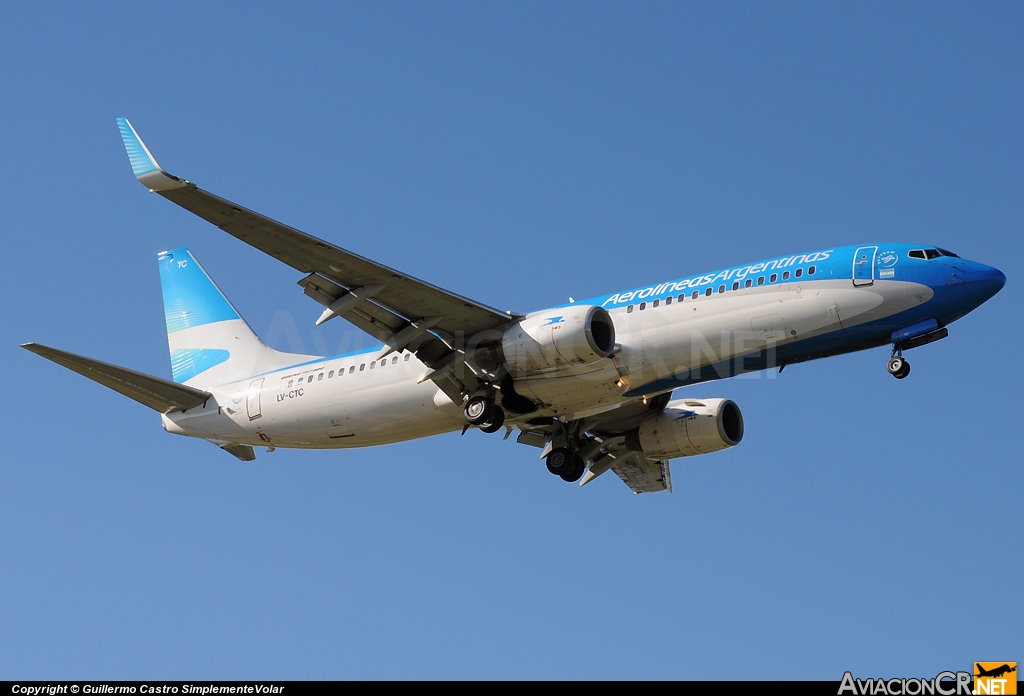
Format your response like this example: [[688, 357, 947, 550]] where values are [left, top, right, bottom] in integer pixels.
[[158, 248, 314, 388]]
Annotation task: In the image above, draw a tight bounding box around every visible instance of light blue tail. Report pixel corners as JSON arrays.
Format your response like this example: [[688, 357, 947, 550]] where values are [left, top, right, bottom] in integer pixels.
[[158, 248, 312, 387]]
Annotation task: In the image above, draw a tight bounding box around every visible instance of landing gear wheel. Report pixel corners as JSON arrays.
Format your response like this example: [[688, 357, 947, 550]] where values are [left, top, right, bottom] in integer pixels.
[[559, 455, 586, 483], [545, 447, 573, 476], [887, 357, 910, 379], [478, 407, 505, 434], [464, 396, 495, 425]]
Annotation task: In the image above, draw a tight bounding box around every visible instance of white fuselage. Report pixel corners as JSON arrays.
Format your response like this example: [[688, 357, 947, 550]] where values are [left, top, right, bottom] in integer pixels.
[[163, 277, 928, 449]]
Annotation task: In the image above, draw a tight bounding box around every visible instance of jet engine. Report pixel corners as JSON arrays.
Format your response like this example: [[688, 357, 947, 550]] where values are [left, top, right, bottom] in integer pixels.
[[500, 305, 616, 374], [625, 398, 744, 459]]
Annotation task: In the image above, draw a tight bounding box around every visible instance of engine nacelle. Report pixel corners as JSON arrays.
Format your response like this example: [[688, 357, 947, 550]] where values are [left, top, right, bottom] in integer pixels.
[[625, 398, 744, 459], [500, 305, 616, 374]]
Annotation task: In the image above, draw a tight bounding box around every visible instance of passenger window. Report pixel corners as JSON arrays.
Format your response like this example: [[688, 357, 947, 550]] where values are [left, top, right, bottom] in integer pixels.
[[639, 302, 647, 310], [745, 279, 752, 288], [287, 380, 293, 388], [783, 271, 790, 280], [770, 273, 777, 283], [318, 373, 324, 381], [359, 364, 365, 371], [307, 375, 314, 384], [757, 277, 765, 285], [380, 360, 386, 368], [795, 268, 803, 278], [392, 356, 398, 364], [692, 290, 699, 299], [705, 288, 713, 297], [370, 361, 375, 369], [653, 299, 659, 308], [678, 294, 686, 302], [808, 266, 816, 275], [732, 281, 739, 291], [328, 370, 334, 378], [717, 285, 725, 294], [665, 296, 672, 305], [404, 354, 411, 362], [924, 249, 941, 260], [627, 305, 634, 313]]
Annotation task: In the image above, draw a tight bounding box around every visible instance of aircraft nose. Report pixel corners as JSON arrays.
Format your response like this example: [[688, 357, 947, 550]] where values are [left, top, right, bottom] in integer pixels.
[[991, 266, 1006, 289], [977, 264, 1006, 291], [964, 262, 1006, 304]]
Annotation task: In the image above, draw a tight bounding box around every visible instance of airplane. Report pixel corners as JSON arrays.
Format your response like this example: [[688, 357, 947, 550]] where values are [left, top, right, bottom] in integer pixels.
[[976, 664, 1016, 679], [21, 118, 1007, 494]]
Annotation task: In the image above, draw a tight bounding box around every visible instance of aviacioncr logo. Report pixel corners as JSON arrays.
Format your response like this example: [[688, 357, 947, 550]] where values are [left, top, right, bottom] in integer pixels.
[[541, 316, 565, 327], [879, 251, 899, 268]]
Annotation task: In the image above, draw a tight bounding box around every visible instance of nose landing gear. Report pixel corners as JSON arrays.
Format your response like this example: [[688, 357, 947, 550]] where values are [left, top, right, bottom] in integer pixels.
[[887, 354, 910, 379]]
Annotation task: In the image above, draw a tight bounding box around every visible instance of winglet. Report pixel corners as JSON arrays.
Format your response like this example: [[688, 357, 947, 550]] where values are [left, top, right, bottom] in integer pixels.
[[116, 117, 188, 191]]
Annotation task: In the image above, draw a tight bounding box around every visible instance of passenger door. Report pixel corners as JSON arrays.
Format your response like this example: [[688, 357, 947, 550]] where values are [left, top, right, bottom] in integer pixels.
[[853, 246, 877, 286], [246, 378, 265, 420]]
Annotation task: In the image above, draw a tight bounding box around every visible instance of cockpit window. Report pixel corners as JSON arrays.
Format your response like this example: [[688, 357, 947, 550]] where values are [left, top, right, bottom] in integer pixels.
[[909, 250, 926, 259], [936, 248, 960, 258], [925, 249, 941, 260]]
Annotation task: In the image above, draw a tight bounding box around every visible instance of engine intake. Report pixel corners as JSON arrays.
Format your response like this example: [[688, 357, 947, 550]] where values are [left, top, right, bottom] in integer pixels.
[[500, 305, 616, 374], [625, 398, 743, 459]]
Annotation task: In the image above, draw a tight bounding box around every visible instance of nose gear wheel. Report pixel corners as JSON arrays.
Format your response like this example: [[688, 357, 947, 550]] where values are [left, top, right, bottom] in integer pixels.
[[887, 356, 910, 379]]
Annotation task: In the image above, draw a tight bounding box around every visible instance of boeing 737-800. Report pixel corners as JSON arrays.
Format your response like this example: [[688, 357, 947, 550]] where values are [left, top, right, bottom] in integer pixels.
[[21, 118, 1007, 494]]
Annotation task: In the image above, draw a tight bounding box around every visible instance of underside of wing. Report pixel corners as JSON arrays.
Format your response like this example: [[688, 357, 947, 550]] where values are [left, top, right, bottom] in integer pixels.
[[116, 118, 515, 340], [158, 184, 515, 337], [608, 452, 673, 494], [117, 118, 520, 405]]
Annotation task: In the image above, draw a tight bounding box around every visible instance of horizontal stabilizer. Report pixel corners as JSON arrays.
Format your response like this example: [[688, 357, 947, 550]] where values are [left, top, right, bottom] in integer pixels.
[[22, 342, 212, 414]]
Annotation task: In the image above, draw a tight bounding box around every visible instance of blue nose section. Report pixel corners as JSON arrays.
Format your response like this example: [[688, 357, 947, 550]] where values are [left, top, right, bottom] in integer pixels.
[[965, 263, 1006, 307], [976, 264, 1006, 294]]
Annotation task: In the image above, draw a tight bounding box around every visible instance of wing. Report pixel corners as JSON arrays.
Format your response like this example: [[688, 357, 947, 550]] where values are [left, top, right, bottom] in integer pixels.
[[607, 452, 672, 494], [117, 118, 518, 400]]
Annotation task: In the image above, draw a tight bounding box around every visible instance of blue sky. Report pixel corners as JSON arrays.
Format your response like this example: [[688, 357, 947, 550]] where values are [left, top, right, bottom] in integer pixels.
[[1, 2, 1021, 680]]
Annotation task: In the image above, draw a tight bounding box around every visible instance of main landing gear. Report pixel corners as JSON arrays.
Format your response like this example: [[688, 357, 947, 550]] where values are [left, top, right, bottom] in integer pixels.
[[464, 394, 505, 434], [545, 447, 585, 483], [887, 353, 910, 379]]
